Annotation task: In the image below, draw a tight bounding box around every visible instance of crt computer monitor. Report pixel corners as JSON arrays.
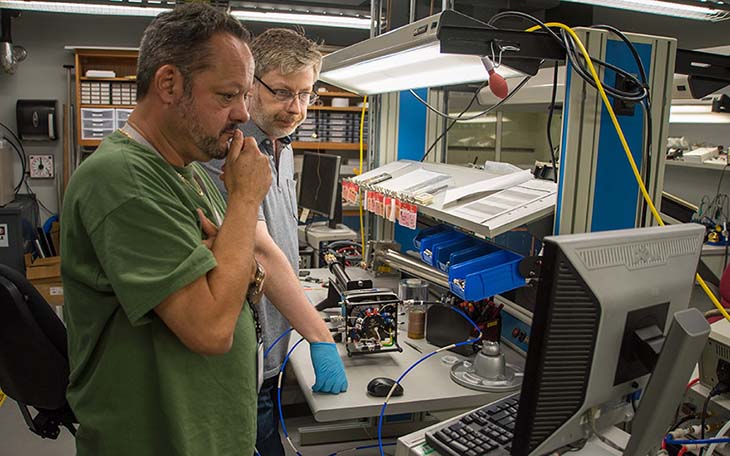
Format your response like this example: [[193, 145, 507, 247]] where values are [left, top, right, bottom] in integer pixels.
[[511, 223, 704, 455], [298, 152, 342, 229]]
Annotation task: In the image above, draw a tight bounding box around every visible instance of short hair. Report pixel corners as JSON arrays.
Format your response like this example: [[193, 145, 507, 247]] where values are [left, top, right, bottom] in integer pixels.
[[251, 28, 322, 81], [136, 3, 251, 100]]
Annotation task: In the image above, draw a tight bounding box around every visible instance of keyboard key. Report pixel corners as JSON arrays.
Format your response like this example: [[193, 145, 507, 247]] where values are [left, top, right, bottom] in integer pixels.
[[466, 451, 477, 456], [434, 430, 452, 444], [449, 422, 465, 432], [449, 441, 469, 453], [490, 410, 510, 422], [483, 440, 498, 451], [495, 434, 510, 445]]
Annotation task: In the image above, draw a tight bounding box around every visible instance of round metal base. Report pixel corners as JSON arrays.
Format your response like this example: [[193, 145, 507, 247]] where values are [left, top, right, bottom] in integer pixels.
[[450, 360, 523, 392]]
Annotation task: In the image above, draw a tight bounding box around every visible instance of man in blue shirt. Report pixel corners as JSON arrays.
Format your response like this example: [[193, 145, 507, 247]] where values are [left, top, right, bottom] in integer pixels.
[[201, 28, 347, 456]]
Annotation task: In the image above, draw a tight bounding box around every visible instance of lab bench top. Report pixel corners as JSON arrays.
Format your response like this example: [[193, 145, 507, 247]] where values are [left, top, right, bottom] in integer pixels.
[[289, 267, 525, 422]]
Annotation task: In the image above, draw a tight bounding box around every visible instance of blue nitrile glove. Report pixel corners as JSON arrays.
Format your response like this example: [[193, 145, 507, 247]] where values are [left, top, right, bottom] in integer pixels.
[[310, 342, 348, 394]]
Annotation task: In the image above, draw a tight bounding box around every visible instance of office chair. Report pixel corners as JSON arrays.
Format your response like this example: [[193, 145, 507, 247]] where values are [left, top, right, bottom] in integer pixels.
[[0, 264, 76, 439]]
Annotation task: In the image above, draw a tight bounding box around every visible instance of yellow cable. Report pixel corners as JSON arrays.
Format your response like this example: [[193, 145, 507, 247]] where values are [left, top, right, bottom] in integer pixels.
[[526, 23, 729, 322], [359, 96, 368, 252], [0, 389, 6, 408]]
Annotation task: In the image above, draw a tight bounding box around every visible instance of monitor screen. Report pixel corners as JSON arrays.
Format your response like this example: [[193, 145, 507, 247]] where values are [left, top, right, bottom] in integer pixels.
[[298, 152, 342, 221], [511, 223, 704, 455]]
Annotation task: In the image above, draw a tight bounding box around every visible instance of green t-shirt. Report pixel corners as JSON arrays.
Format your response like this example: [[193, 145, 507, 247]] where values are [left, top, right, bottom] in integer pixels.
[[61, 131, 257, 456]]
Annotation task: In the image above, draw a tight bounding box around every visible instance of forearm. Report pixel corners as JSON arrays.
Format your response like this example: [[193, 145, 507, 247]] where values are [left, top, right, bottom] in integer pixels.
[[206, 196, 258, 308], [258, 242, 333, 343], [155, 197, 259, 354]]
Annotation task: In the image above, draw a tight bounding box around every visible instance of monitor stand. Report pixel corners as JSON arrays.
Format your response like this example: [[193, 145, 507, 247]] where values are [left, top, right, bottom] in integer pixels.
[[298, 222, 357, 268]]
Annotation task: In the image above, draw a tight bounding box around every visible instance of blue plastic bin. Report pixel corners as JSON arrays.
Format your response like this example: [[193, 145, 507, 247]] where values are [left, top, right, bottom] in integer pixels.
[[434, 238, 480, 272], [449, 243, 501, 269], [448, 248, 525, 301], [419, 230, 467, 266], [413, 225, 450, 250]]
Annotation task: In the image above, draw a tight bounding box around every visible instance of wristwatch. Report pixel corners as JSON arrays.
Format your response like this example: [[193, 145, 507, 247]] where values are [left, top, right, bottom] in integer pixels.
[[246, 260, 266, 305]]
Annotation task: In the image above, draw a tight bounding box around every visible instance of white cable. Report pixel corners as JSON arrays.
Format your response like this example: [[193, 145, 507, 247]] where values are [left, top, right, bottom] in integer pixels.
[[706, 419, 730, 455]]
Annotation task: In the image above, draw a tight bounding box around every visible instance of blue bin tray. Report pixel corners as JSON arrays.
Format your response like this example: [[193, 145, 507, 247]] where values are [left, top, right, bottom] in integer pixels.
[[413, 225, 450, 250], [434, 238, 481, 272], [448, 248, 525, 301], [419, 230, 467, 266]]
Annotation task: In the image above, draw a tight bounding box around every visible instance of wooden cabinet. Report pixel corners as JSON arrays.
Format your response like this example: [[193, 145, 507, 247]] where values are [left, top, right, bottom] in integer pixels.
[[71, 51, 367, 156], [73, 48, 139, 147], [292, 84, 368, 152]]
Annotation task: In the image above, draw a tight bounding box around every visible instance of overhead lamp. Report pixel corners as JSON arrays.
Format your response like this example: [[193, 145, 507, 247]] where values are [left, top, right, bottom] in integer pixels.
[[560, 0, 730, 22], [230, 10, 370, 29], [0, 1, 167, 16], [0, 1, 372, 29], [319, 10, 564, 96]]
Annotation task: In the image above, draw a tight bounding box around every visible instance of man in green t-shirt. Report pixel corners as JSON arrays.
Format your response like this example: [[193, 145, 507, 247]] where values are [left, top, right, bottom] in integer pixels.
[[61, 4, 270, 455]]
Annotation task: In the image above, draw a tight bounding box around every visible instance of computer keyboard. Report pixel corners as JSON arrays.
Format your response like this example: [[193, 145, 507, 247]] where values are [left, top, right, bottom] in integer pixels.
[[425, 393, 520, 456]]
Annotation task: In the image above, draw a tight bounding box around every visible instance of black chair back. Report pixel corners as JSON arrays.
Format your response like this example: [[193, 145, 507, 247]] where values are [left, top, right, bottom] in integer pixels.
[[0, 263, 75, 438]]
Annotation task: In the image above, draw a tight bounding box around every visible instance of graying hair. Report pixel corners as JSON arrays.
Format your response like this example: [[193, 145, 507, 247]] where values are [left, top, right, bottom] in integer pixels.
[[251, 28, 322, 80], [136, 3, 250, 100]]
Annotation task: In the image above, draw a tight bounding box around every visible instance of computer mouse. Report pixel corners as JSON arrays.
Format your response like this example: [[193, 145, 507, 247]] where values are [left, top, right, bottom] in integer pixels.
[[367, 377, 404, 398]]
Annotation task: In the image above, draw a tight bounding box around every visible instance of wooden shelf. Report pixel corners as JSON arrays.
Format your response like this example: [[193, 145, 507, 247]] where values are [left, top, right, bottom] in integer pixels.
[[291, 142, 366, 151], [79, 138, 103, 147], [316, 91, 364, 98], [80, 77, 136, 81], [307, 106, 366, 112], [79, 104, 136, 109]]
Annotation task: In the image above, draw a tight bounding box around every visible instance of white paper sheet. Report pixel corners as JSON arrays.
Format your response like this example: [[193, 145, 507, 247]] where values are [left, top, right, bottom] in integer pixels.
[[447, 182, 553, 223], [442, 169, 533, 206], [375, 169, 449, 193], [351, 161, 411, 183]]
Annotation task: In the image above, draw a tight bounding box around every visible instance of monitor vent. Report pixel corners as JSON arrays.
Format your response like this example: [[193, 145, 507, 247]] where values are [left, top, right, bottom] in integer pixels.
[[576, 235, 699, 271], [528, 260, 599, 452], [716, 342, 730, 361]]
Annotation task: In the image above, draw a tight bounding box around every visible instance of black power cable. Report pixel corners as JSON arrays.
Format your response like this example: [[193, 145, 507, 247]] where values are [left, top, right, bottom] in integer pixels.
[[421, 77, 532, 162], [0, 121, 27, 193], [546, 61, 560, 183], [592, 24, 653, 226], [421, 83, 484, 162], [700, 382, 730, 455]]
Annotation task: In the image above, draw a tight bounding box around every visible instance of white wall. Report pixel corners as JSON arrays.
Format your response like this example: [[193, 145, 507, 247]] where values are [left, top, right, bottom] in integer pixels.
[[0, 10, 366, 224], [0, 12, 150, 219]]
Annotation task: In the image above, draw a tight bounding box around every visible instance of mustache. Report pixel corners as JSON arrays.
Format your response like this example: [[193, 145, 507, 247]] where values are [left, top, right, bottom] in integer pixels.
[[275, 115, 304, 124], [221, 124, 239, 135]]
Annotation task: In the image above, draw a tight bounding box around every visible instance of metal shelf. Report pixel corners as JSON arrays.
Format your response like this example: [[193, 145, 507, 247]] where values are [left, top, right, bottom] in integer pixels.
[[351, 161, 557, 239]]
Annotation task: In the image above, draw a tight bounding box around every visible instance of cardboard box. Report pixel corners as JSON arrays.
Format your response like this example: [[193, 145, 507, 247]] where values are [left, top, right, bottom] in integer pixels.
[[25, 254, 63, 306]]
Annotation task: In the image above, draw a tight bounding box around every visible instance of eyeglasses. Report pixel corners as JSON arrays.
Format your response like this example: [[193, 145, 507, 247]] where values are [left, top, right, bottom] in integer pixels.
[[254, 76, 319, 106]]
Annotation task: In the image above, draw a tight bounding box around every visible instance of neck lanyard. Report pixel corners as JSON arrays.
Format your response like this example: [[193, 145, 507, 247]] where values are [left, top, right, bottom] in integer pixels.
[[119, 124, 223, 226], [119, 125, 260, 337]]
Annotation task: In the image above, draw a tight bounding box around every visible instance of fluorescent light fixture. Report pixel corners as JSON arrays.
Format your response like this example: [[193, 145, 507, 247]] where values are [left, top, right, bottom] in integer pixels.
[[561, 0, 730, 21], [0, 1, 371, 28], [670, 104, 730, 123], [230, 10, 370, 29], [320, 10, 527, 95], [0, 0, 167, 16], [323, 41, 522, 95]]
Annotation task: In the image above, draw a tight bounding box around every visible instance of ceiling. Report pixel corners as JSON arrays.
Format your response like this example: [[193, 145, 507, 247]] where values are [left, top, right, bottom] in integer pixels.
[[1, 0, 727, 49]]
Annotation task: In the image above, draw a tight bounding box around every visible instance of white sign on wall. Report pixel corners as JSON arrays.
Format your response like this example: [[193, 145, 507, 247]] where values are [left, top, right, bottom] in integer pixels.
[[0, 223, 8, 248]]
